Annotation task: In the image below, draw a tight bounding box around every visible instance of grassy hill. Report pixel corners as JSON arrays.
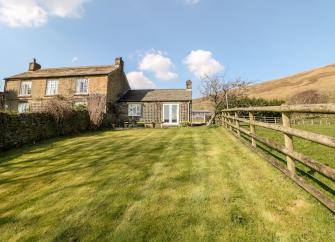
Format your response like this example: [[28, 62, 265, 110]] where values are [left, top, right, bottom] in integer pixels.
[[247, 64, 335, 101], [193, 64, 335, 110]]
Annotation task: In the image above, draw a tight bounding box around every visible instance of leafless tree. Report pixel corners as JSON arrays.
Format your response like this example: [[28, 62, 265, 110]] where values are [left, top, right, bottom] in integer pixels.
[[40, 97, 74, 132], [87, 93, 107, 128], [200, 75, 248, 125]]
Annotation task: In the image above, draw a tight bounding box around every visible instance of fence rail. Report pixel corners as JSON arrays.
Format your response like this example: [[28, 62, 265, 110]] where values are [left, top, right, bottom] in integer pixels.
[[221, 103, 335, 213]]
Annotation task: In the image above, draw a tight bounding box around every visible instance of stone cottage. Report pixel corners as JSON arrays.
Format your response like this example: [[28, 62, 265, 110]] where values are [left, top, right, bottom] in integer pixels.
[[4, 58, 129, 114], [4, 58, 192, 126]]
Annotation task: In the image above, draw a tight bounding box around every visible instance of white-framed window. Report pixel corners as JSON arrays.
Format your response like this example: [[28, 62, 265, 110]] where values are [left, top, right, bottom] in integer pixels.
[[74, 101, 87, 107], [128, 103, 142, 116], [20, 81, 32, 96], [18, 102, 29, 113], [46, 80, 59, 95], [76, 79, 88, 94]]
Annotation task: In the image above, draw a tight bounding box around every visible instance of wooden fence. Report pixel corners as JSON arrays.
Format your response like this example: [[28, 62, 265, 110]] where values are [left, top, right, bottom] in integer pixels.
[[221, 104, 335, 213]]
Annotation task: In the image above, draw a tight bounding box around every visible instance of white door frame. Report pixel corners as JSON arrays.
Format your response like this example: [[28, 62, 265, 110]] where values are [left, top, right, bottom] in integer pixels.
[[162, 103, 179, 125]]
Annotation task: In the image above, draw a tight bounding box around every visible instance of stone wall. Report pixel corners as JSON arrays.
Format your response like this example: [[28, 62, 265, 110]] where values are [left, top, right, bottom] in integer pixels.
[[0, 92, 4, 110], [4, 75, 109, 112], [0, 111, 90, 151], [113, 101, 191, 125]]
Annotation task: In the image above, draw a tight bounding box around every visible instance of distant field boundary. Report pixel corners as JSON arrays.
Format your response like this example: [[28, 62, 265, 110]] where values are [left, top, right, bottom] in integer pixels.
[[221, 104, 335, 213]]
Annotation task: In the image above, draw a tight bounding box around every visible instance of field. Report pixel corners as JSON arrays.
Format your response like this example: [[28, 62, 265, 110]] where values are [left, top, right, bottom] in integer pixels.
[[0, 127, 334, 241]]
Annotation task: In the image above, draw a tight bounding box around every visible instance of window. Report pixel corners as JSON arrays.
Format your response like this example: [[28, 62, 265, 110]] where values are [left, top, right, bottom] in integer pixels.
[[18, 103, 29, 113], [76, 79, 88, 94], [74, 101, 87, 108], [20, 81, 32, 96], [46, 80, 59, 95], [128, 104, 142, 116]]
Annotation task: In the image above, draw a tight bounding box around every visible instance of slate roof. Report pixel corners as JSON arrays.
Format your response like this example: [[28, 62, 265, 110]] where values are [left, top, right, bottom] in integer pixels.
[[118, 89, 192, 102], [5, 65, 118, 80]]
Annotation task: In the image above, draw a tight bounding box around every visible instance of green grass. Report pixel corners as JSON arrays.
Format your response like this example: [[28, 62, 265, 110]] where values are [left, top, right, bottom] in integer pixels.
[[240, 124, 335, 199], [0, 127, 334, 241]]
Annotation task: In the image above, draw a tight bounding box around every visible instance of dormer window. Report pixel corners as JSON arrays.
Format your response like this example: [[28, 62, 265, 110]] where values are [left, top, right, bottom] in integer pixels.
[[76, 79, 88, 94], [20, 81, 32, 96]]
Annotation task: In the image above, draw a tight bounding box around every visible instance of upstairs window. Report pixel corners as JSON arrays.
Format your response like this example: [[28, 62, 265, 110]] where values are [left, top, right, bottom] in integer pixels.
[[128, 104, 142, 116], [20, 81, 32, 96], [18, 102, 29, 113], [76, 79, 88, 94], [46, 80, 59, 95]]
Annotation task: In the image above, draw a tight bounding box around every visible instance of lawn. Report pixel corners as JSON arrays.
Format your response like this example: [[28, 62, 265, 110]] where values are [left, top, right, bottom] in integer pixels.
[[243, 124, 335, 199], [0, 127, 334, 241]]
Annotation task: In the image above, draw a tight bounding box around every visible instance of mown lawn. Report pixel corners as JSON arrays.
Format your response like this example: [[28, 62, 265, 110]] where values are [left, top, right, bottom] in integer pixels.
[[0, 127, 334, 241], [245, 124, 335, 199]]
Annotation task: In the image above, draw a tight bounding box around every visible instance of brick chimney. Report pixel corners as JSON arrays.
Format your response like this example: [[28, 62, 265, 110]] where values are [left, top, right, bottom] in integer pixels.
[[186, 80, 192, 90], [28, 58, 41, 71], [115, 57, 124, 71]]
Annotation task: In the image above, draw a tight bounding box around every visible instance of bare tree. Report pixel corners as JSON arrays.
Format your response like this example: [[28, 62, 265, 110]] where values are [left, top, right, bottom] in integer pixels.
[[200, 75, 248, 125], [87, 93, 107, 128], [40, 97, 74, 133]]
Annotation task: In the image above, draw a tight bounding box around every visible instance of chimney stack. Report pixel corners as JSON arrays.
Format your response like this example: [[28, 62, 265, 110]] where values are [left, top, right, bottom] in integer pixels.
[[28, 58, 41, 71], [186, 80, 192, 90], [115, 57, 124, 71]]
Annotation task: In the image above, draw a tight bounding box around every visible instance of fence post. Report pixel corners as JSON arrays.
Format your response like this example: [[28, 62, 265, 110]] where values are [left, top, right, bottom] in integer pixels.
[[228, 112, 233, 131], [282, 112, 296, 176], [222, 112, 226, 128], [249, 112, 256, 147], [235, 112, 240, 137]]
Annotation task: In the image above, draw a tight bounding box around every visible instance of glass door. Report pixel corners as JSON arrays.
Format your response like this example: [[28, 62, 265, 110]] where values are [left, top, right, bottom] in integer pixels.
[[163, 104, 179, 125]]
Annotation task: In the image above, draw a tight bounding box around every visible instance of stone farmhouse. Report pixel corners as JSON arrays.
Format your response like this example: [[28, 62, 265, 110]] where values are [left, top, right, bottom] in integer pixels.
[[3, 58, 192, 126]]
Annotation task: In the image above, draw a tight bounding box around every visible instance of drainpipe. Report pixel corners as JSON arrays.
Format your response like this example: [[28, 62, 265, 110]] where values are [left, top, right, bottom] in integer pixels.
[[188, 101, 191, 122]]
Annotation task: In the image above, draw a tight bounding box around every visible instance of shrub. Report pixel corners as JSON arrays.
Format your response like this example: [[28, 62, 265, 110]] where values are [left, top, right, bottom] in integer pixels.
[[181, 121, 192, 127], [40, 97, 75, 134]]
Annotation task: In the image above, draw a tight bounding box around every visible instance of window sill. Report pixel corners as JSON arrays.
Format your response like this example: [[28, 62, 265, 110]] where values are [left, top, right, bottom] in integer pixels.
[[18, 95, 32, 98], [74, 93, 89, 96], [44, 94, 59, 97]]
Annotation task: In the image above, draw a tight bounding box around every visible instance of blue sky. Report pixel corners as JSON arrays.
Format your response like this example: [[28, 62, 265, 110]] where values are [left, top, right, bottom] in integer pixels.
[[1, 0, 335, 97]]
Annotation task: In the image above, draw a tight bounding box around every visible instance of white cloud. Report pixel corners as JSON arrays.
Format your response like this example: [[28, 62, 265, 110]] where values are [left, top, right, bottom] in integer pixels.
[[0, 0, 88, 28], [139, 50, 177, 80], [71, 56, 78, 63], [127, 72, 156, 89], [0, 0, 47, 27], [183, 50, 224, 78], [184, 0, 200, 5], [42, 0, 86, 18]]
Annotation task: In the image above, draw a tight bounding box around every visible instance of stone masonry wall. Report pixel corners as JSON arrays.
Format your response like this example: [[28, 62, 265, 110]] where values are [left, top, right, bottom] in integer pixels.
[[0, 111, 90, 151], [114, 101, 191, 125], [4, 75, 109, 112]]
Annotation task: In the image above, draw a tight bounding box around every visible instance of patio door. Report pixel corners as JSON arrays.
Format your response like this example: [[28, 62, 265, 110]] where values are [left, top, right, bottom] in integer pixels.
[[163, 104, 179, 125]]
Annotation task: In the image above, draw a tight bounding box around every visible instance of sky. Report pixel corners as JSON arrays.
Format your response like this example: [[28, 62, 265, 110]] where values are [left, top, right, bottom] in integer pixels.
[[1, 0, 335, 97]]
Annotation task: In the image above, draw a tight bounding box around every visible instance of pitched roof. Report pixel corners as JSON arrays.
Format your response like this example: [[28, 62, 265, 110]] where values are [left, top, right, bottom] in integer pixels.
[[118, 89, 192, 102], [5, 65, 118, 80]]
